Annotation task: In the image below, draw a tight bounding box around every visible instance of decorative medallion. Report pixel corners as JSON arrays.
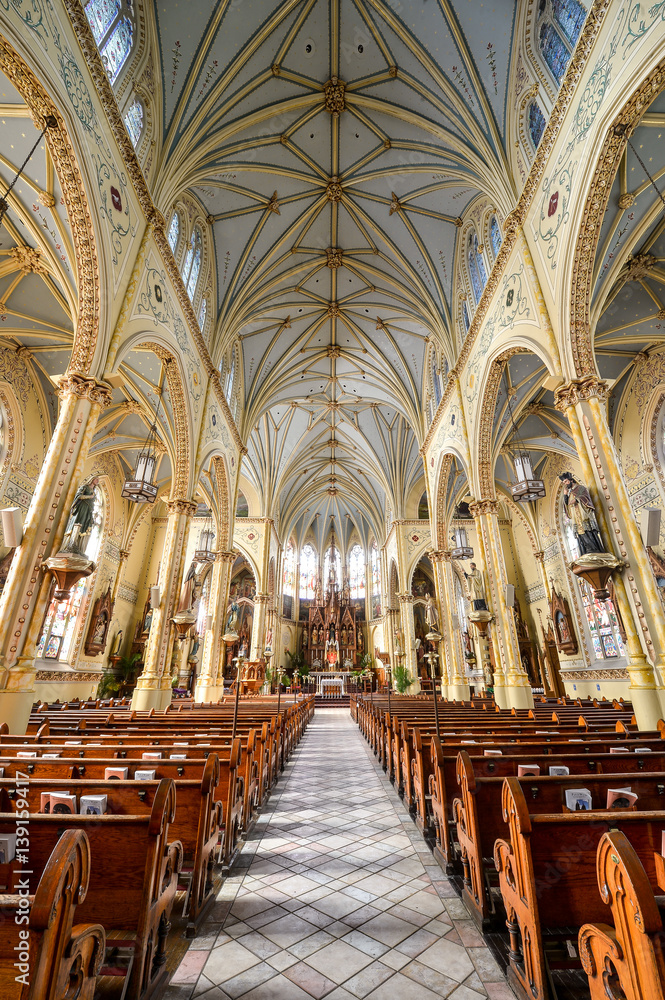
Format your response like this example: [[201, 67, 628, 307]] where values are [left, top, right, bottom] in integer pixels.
[[324, 77, 345, 116]]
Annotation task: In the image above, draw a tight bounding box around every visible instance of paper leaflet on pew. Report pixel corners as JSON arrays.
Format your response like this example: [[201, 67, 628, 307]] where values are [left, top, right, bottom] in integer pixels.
[[606, 787, 638, 809], [549, 765, 570, 776], [40, 791, 77, 814], [564, 788, 593, 811], [518, 764, 540, 776], [80, 794, 107, 815]]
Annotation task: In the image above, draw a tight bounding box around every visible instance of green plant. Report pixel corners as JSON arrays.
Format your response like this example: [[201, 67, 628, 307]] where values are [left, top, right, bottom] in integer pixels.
[[285, 648, 306, 677], [359, 652, 374, 673], [97, 652, 142, 699], [393, 663, 415, 694]]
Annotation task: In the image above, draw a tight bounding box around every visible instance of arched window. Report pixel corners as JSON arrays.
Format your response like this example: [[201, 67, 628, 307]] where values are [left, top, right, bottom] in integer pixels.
[[198, 298, 207, 331], [85, 0, 135, 85], [528, 101, 546, 149], [181, 227, 202, 302], [454, 572, 468, 635], [196, 570, 211, 635], [124, 98, 144, 147], [467, 233, 486, 305], [299, 543, 317, 599], [490, 216, 502, 258], [235, 491, 249, 517], [349, 544, 365, 599], [371, 542, 381, 618], [536, 1, 587, 86], [432, 357, 442, 407], [225, 355, 235, 406], [282, 543, 295, 597], [462, 300, 470, 333], [37, 485, 104, 662], [418, 492, 429, 519], [167, 212, 180, 254]]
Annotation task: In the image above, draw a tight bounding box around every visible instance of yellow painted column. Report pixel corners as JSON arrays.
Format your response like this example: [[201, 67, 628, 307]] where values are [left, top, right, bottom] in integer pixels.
[[251, 593, 269, 660], [441, 552, 470, 700], [0, 374, 112, 732], [132, 497, 197, 712], [399, 593, 421, 693], [428, 551, 450, 697], [468, 503, 507, 708], [470, 500, 533, 709], [555, 379, 663, 728], [194, 549, 236, 702]]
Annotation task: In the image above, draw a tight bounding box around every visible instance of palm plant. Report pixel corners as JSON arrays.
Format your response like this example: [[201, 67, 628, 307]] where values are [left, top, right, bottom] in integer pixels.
[[393, 663, 415, 694], [97, 652, 142, 699]]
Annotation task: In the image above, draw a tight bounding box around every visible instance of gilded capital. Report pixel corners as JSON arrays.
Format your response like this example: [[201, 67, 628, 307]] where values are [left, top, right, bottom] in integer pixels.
[[254, 593, 270, 604], [428, 550, 448, 563], [553, 375, 609, 411], [218, 550, 238, 564], [57, 372, 113, 408], [398, 592, 414, 604], [535, 551, 544, 563], [165, 497, 198, 517], [468, 498, 499, 517]]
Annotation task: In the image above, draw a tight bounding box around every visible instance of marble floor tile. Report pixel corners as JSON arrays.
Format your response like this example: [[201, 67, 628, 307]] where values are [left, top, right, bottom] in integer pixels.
[[172, 709, 516, 1000]]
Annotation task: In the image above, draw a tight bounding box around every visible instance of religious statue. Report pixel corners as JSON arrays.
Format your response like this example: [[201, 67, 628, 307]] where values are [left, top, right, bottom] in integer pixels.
[[143, 608, 153, 634], [463, 630, 474, 659], [483, 663, 493, 688], [342, 578, 350, 602], [559, 472, 605, 555], [177, 562, 198, 614], [62, 478, 99, 555], [341, 627, 347, 646], [112, 629, 123, 655], [315, 576, 322, 604], [328, 622, 336, 643], [302, 629, 308, 649], [357, 629, 364, 652], [226, 600, 239, 635], [394, 625, 404, 655], [465, 563, 487, 611], [311, 626, 318, 645], [425, 592, 439, 632]]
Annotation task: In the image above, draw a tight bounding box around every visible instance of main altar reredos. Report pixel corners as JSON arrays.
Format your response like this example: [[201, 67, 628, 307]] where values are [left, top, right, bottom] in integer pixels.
[[302, 523, 361, 676]]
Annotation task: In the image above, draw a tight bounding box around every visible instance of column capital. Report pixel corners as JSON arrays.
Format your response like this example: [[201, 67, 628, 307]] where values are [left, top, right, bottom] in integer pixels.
[[468, 498, 500, 517], [428, 549, 450, 563], [398, 592, 414, 604], [553, 375, 609, 411], [254, 592, 270, 604], [217, 550, 238, 564], [534, 550, 545, 563], [119, 549, 130, 560], [165, 497, 198, 517], [57, 372, 113, 408]]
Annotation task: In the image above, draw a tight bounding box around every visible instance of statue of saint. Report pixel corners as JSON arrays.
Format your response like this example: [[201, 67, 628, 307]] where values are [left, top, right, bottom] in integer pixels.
[[425, 592, 439, 631], [483, 663, 493, 688], [177, 562, 197, 614], [112, 630, 123, 656], [311, 626, 318, 645], [315, 576, 322, 604], [341, 627, 348, 645], [465, 563, 487, 611], [559, 472, 605, 555], [357, 629, 363, 652], [226, 600, 239, 634], [342, 578, 350, 602], [302, 629, 308, 649], [62, 478, 99, 555]]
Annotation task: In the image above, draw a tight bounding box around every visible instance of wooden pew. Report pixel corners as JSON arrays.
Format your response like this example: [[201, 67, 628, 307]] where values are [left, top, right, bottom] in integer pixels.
[[493, 776, 665, 1000], [0, 829, 104, 1000], [579, 829, 665, 1000], [0, 757, 221, 937], [0, 778, 182, 1000]]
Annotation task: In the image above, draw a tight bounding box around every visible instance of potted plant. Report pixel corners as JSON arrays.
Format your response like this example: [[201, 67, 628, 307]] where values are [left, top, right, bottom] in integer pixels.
[[97, 651, 142, 699], [393, 663, 415, 694]]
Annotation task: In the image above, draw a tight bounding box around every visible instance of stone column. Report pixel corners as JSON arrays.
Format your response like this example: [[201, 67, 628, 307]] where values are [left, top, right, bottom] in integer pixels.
[[436, 551, 470, 700], [251, 593, 269, 660], [465, 506, 506, 708], [195, 550, 236, 702], [132, 497, 197, 712], [398, 593, 420, 693], [0, 374, 112, 732], [554, 379, 663, 728], [470, 500, 533, 709], [428, 551, 450, 697]]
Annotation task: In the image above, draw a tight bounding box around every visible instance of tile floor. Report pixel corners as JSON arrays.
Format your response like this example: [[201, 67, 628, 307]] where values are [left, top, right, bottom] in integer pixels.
[[166, 708, 517, 1000]]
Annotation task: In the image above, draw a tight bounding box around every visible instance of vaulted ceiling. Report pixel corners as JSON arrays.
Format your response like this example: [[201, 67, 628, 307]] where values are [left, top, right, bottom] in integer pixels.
[[152, 0, 519, 539]]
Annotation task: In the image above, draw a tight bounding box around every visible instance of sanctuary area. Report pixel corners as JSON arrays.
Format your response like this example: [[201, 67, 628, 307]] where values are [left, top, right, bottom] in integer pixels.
[[0, 1, 665, 999]]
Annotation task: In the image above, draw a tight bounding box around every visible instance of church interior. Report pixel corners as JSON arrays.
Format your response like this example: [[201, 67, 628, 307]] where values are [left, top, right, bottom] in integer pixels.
[[1, 1, 665, 999]]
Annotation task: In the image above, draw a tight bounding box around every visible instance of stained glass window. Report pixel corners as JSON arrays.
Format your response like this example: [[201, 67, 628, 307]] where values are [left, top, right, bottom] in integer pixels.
[[462, 300, 470, 332], [167, 212, 180, 253], [553, 0, 587, 44], [371, 542, 381, 618], [299, 544, 317, 599], [474, 235, 487, 285], [198, 297, 207, 331], [37, 486, 104, 663], [468, 237, 483, 305], [182, 228, 202, 302], [432, 357, 442, 407], [490, 216, 502, 258], [196, 571, 211, 634], [225, 356, 235, 405], [528, 101, 546, 149], [282, 543, 295, 596], [85, 0, 120, 44], [101, 17, 133, 84], [124, 99, 143, 147], [540, 22, 569, 83], [349, 544, 365, 599]]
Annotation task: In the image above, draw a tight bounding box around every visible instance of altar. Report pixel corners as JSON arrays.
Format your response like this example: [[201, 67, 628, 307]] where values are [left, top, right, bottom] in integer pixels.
[[311, 671, 347, 696]]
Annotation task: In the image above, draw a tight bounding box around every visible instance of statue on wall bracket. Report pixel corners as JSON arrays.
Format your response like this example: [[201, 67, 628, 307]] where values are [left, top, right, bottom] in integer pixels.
[[559, 472, 625, 600], [44, 478, 99, 600]]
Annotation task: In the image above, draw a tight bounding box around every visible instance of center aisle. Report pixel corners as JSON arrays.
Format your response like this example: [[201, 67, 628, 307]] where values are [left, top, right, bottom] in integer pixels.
[[167, 708, 515, 1000]]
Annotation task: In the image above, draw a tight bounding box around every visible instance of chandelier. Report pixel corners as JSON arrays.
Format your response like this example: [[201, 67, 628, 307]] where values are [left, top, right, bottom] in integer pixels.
[[504, 370, 545, 502], [194, 509, 216, 562], [121, 364, 168, 504], [451, 506, 473, 560]]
